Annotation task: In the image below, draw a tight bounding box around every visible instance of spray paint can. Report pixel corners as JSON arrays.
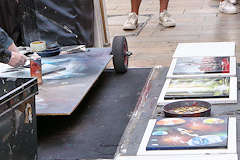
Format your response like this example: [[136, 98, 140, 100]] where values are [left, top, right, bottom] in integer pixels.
[[30, 53, 43, 84]]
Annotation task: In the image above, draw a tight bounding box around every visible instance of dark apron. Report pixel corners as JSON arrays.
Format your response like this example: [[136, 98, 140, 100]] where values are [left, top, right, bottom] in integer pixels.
[[32, 0, 95, 47], [0, 0, 22, 46], [0, 0, 95, 47]]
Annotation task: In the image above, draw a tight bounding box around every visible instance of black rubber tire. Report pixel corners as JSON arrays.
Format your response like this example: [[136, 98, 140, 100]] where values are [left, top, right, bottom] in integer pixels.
[[112, 36, 128, 73]]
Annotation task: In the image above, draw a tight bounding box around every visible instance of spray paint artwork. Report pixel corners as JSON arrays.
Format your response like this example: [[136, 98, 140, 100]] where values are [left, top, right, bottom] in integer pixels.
[[164, 77, 230, 99], [146, 117, 228, 150], [173, 57, 230, 75]]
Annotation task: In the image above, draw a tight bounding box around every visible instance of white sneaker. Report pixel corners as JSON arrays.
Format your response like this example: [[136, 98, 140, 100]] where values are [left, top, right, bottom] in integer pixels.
[[229, 0, 237, 5], [123, 12, 138, 30], [159, 10, 176, 27], [219, 0, 238, 14]]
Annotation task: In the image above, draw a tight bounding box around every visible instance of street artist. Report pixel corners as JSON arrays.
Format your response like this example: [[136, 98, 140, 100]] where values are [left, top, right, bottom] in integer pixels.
[[0, 27, 26, 67]]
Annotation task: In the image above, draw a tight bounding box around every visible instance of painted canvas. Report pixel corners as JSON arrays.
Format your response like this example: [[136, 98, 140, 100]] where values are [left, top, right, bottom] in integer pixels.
[[173, 57, 230, 75], [146, 117, 228, 150], [164, 77, 230, 100]]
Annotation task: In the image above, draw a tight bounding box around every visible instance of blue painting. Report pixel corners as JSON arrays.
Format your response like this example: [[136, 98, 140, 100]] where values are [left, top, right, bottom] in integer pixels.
[[146, 117, 228, 150]]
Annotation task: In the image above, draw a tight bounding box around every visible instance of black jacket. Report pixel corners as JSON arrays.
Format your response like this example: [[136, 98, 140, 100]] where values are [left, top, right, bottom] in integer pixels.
[[0, 27, 13, 64]]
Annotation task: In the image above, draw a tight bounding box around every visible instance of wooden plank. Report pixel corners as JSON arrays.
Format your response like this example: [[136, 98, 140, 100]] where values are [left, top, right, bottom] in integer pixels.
[[99, 0, 109, 44]]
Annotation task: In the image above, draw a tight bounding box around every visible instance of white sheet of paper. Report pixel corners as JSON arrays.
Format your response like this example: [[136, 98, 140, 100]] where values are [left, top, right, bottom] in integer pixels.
[[173, 42, 235, 58]]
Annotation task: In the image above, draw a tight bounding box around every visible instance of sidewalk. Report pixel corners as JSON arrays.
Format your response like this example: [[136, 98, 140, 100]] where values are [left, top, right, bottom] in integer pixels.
[[106, 0, 240, 67]]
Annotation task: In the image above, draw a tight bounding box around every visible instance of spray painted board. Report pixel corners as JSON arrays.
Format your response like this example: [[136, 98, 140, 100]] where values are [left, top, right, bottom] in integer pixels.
[[173, 42, 235, 58], [37, 48, 112, 116], [137, 117, 237, 156], [146, 117, 228, 150], [116, 154, 238, 160], [157, 77, 237, 105], [167, 57, 236, 78], [0, 48, 112, 116], [0, 63, 65, 76]]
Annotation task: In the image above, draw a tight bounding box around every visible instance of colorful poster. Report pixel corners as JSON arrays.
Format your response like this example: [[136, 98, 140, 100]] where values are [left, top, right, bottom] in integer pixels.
[[146, 117, 228, 150], [173, 57, 230, 75], [164, 77, 230, 99]]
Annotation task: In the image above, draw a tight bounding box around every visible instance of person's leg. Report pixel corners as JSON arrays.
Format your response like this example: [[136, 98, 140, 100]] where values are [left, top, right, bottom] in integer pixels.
[[159, 0, 176, 27], [160, 0, 168, 13], [131, 0, 142, 15], [123, 0, 142, 30]]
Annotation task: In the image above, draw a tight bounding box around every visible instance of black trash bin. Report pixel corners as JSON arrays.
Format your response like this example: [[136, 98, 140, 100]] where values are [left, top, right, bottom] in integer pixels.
[[0, 77, 38, 160]]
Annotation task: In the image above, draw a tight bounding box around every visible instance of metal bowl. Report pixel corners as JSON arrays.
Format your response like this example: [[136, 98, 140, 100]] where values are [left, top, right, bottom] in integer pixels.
[[163, 100, 211, 117], [37, 48, 60, 57], [47, 41, 60, 49]]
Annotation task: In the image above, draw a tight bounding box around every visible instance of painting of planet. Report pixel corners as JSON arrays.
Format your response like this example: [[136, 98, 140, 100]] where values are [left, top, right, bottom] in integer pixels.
[[146, 117, 228, 150]]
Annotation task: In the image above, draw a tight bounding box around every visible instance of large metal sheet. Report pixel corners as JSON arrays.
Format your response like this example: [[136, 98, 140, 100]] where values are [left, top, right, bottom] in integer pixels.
[[0, 48, 112, 116], [37, 53, 112, 115], [37, 48, 112, 115]]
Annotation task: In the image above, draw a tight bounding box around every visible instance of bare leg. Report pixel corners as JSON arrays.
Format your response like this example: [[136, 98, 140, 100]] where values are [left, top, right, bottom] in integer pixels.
[[160, 0, 169, 12], [131, 0, 142, 15]]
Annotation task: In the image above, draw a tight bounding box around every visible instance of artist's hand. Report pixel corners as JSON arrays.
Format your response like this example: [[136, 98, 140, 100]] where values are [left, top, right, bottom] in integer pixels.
[[8, 42, 19, 53], [8, 51, 27, 67]]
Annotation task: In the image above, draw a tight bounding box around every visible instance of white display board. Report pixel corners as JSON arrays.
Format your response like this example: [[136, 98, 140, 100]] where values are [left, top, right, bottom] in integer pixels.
[[115, 154, 238, 160], [167, 57, 237, 78], [173, 42, 235, 58], [157, 77, 238, 105], [137, 117, 237, 156]]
